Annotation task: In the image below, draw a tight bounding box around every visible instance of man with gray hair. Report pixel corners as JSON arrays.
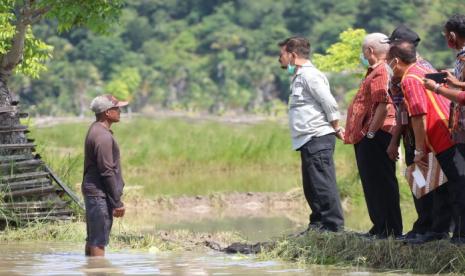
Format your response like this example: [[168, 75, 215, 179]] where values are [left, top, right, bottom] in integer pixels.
[[345, 33, 402, 238], [82, 94, 128, 256]]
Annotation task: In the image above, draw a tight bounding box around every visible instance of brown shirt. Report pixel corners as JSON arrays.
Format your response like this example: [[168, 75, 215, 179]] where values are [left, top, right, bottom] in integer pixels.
[[82, 122, 124, 208]]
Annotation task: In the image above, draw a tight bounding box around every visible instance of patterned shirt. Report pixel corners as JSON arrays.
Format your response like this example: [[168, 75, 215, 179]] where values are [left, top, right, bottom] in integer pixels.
[[344, 62, 396, 144], [450, 46, 465, 143], [288, 61, 340, 150], [401, 63, 454, 154]]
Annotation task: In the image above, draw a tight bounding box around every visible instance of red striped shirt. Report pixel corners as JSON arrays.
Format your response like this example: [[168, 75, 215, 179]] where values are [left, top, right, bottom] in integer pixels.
[[345, 62, 396, 144], [401, 64, 454, 154]]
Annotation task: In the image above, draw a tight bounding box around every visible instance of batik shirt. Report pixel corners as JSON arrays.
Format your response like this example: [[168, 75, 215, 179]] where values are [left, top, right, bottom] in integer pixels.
[[450, 46, 465, 143]]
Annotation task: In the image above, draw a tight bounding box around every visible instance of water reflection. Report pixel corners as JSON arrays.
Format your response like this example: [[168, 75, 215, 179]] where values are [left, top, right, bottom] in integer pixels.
[[0, 242, 385, 275]]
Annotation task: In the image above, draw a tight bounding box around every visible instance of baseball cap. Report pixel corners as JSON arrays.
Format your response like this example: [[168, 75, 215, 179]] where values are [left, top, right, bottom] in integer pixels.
[[383, 25, 421, 47], [90, 94, 129, 114]]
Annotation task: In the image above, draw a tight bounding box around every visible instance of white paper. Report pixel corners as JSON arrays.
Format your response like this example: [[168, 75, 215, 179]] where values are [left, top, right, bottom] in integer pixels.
[[412, 166, 427, 188]]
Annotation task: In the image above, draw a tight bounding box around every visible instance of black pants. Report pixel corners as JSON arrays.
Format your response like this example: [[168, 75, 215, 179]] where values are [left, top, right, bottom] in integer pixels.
[[354, 130, 402, 236], [409, 192, 433, 234], [431, 183, 453, 233], [436, 144, 465, 238], [300, 134, 344, 231]]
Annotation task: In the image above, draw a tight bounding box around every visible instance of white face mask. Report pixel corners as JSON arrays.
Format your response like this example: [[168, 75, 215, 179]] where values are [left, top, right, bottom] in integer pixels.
[[387, 59, 398, 77]]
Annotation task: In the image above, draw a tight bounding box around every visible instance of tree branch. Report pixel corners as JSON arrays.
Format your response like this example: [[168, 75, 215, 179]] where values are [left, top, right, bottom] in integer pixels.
[[0, 1, 51, 77], [30, 6, 52, 24], [0, 21, 28, 76]]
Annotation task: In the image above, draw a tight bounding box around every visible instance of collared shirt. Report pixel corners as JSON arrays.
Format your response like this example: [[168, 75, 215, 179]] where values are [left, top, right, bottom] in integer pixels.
[[401, 63, 454, 154], [389, 59, 435, 148], [288, 61, 340, 150], [345, 62, 396, 144], [450, 46, 465, 143], [82, 122, 125, 208]]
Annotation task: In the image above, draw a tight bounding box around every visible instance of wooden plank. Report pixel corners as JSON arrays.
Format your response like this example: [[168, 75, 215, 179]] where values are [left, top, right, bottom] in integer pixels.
[[0, 177, 51, 190], [0, 126, 28, 133], [4, 185, 56, 197], [0, 106, 15, 113], [0, 143, 35, 150], [35, 215, 74, 221], [0, 200, 66, 209], [0, 171, 49, 182], [0, 154, 34, 163], [45, 165, 84, 210], [15, 209, 73, 218], [0, 159, 43, 170]]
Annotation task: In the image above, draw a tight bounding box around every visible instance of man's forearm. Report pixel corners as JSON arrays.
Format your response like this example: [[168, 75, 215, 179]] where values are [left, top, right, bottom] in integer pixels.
[[389, 124, 403, 146], [411, 115, 427, 151], [102, 176, 123, 208], [437, 86, 465, 103], [330, 120, 340, 130], [368, 103, 388, 133]]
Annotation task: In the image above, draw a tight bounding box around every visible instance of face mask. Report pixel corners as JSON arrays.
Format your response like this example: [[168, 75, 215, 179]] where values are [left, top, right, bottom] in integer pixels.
[[387, 59, 397, 77], [359, 53, 369, 67], [287, 63, 296, 75]]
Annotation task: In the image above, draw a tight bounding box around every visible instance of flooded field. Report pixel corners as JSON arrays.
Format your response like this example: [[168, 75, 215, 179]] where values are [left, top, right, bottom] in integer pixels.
[[0, 242, 394, 275], [0, 208, 417, 275]]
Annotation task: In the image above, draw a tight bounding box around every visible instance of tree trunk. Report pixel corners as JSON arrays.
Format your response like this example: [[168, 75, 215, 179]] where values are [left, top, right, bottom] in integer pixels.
[[0, 79, 27, 145]]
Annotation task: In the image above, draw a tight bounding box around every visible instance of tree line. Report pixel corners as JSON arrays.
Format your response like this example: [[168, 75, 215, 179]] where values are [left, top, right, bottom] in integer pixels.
[[6, 0, 464, 116]]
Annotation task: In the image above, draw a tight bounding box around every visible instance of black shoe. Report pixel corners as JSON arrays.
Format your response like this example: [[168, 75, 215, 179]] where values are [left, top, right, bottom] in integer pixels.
[[404, 231, 421, 240], [354, 232, 376, 240], [406, 232, 449, 244], [288, 223, 319, 238], [451, 236, 465, 245]]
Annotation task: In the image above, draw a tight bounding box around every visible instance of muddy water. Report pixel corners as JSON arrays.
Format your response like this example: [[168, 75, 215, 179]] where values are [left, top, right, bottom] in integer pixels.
[[126, 206, 379, 243], [0, 242, 388, 275], [0, 205, 410, 275]]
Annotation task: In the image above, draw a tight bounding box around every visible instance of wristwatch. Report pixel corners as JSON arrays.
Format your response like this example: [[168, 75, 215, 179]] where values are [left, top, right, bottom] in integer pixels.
[[414, 149, 424, 156], [366, 131, 375, 139]]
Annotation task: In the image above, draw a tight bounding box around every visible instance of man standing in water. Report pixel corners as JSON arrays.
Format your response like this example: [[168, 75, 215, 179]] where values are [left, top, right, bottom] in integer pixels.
[[82, 94, 128, 256], [278, 36, 344, 233]]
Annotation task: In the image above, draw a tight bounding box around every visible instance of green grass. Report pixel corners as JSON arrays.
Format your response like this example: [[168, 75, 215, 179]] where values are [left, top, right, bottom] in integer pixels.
[[29, 116, 416, 229], [0, 220, 243, 252], [262, 230, 465, 274], [29, 117, 308, 196], [32, 117, 413, 197]]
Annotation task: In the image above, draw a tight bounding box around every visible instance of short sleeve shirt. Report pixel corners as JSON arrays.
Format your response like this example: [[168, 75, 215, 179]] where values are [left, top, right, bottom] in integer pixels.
[[401, 64, 454, 154], [344, 62, 396, 144]]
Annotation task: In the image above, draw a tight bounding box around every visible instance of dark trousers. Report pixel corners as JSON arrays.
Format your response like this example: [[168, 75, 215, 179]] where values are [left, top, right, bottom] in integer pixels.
[[410, 192, 433, 234], [354, 130, 403, 236], [436, 144, 465, 238], [431, 183, 453, 233], [300, 134, 344, 231], [404, 134, 452, 234]]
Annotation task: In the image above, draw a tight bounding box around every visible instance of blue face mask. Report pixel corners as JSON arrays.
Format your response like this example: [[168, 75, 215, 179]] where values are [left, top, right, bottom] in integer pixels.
[[359, 53, 369, 67], [287, 63, 296, 75]]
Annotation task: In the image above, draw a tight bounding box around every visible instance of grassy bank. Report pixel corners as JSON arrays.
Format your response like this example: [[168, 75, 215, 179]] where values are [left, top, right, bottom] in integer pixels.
[[0, 220, 243, 252], [262, 230, 465, 274]]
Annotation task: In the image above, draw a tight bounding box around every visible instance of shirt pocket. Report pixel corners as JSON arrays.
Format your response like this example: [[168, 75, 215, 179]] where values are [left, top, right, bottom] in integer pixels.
[[289, 81, 305, 107]]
